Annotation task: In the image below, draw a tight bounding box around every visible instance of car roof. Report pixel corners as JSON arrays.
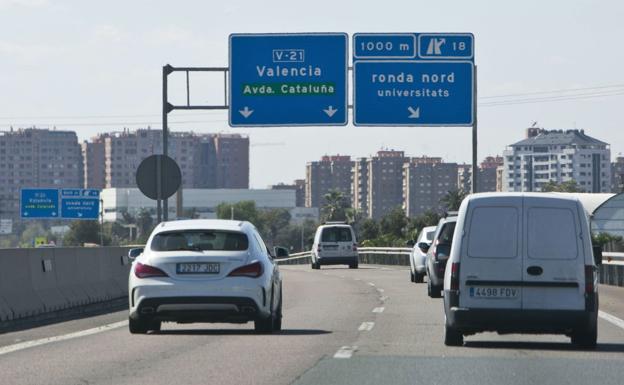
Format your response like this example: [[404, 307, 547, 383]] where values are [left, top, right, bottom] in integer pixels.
[[153, 219, 251, 234]]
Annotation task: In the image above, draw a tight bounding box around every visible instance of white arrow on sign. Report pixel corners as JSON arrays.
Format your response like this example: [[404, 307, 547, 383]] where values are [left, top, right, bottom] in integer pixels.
[[408, 107, 420, 119], [239, 106, 254, 118], [77, 212, 83, 217], [323, 106, 338, 117], [23, 212, 29, 216]]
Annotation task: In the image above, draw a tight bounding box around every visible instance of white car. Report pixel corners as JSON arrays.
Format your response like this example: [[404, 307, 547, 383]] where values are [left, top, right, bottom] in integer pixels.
[[409, 225, 436, 283], [443, 193, 600, 348], [128, 219, 283, 334], [310, 222, 358, 269]]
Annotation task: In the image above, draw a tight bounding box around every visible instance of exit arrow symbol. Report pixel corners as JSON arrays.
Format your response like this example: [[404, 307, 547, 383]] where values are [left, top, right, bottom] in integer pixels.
[[78, 212, 83, 217], [323, 106, 338, 118], [408, 107, 420, 119], [239, 106, 254, 118]]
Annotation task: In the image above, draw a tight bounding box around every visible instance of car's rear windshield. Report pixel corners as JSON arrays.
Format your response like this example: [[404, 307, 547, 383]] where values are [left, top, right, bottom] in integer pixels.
[[321, 227, 353, 242], [151, 230, 249, 252], [425, 229, 436, 241]]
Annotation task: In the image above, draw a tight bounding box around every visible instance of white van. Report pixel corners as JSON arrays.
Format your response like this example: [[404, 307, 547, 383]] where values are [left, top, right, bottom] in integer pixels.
[[311, 222, 358, 269], [443, 193, 601, 348]]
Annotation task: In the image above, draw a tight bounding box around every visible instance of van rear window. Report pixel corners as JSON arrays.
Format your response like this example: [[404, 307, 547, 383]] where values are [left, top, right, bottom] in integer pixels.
[[321, 227, 353, 242], [467, 207, 518, 259], [528, 207, 578, 260]]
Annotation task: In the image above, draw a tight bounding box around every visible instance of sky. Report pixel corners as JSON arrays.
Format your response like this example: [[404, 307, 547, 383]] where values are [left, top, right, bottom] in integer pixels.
[[1, 0, 623, 188]]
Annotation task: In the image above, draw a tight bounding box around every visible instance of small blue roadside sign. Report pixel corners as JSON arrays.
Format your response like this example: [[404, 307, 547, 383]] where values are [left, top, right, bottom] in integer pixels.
[[60, 189, 100, 220], [21, 189, 59, 219], [229, 33, 348, 126], [353, 33, 474, 126]]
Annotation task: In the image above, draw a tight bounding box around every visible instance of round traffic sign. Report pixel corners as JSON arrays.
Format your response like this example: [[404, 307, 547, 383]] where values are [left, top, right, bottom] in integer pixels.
[[135, 154, 181, 200]]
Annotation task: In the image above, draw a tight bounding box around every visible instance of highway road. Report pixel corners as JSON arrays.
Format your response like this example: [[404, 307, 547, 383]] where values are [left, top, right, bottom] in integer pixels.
[[1, 265, 624, 385]]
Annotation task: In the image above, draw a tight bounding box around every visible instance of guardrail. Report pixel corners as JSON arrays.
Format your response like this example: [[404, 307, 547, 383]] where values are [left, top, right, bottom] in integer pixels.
[[276, 248, 624, 287]]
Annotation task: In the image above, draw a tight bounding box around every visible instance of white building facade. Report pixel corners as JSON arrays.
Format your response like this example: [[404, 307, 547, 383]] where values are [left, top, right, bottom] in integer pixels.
[[503, 129, 611, 193]]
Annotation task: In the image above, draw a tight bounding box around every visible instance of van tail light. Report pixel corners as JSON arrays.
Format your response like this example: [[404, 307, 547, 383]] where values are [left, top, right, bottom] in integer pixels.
[[317, 244, 322, 252], [450, 262, 460, 291], [228, 261, 263, 278], [135, 262, 168, 279], [584, 265, 595, 294], [352, 243, 358, 251]]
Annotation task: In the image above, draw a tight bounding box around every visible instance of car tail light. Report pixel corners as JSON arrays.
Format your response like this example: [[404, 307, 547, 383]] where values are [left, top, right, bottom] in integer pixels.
[[450, 262, 460, 291], [584, 265, 595, 294], [228, 261, 263, 278], [135, 262, 168, 279]]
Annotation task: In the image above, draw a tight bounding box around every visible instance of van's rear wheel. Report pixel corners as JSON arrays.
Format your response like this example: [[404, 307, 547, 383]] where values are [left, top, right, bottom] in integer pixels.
[[444, 325, 464, 346], [414, 273, 424, 283], [349, 262, 358, 269], [571, 326, 597, 349], [129, 317, 148, 334], [410, 270, 415, 282]]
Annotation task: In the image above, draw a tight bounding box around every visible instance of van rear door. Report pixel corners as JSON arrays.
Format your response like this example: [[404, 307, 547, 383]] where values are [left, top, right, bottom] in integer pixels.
[[319, 226, 353, 258], [459, 198, 523, 310], [522, 197, 585, 311]]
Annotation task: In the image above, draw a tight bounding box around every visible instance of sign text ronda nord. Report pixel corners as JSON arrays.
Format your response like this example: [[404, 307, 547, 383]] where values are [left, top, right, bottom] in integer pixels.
[[229, 33, 348, 127], [353, 33, 474, 126]]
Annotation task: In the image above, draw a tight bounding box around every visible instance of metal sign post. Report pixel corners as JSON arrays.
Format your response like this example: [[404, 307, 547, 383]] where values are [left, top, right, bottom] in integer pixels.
[[472, 66, 478, 194]]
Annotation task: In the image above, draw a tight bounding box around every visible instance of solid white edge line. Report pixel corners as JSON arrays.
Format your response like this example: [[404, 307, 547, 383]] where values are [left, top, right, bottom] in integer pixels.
[[372, 307, 385, 313], [599, 310, 624, 330], [0, 320, 128, 356], [333, 345, 357, 359]]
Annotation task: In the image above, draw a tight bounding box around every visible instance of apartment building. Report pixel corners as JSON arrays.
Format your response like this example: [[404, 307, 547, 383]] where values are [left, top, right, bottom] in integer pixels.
[[503, 127, 611, 193], [272, 180, 305, 207], [84, 129, 249, 190], [457, 156, 503, 193], [403, 156, 458, 217], [0, 128, 83, 218], [611, 157, 624, 193], [305, 155, 354, 208]]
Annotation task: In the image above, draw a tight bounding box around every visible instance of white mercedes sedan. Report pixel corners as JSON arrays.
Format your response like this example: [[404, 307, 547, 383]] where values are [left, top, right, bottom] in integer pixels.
[[128, 219, 283, 334]]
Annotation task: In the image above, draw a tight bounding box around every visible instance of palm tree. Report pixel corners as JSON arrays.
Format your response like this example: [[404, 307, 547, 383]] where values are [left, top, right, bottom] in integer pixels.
[[440, 189, 468, 211], [321, 190, 348, 222]]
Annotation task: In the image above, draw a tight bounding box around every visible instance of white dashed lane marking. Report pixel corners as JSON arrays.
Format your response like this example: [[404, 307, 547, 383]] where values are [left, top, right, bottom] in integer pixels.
[[334, 346, 357, 359], [368, 282, 376, 287], [358, 322, 375, 331], [372, 307, 385, 313]]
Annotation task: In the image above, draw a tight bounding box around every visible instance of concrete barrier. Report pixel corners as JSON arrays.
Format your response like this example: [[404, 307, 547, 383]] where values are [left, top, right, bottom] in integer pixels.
[[0, 248, 45, 319], [27, 248, 66, 313]]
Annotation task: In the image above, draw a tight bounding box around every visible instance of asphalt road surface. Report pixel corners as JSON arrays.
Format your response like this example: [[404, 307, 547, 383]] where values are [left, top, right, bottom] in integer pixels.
[[1, 265, 624, 385]]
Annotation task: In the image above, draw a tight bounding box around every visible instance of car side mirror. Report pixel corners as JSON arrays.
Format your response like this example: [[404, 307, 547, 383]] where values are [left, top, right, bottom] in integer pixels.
[[274, 246, 289, 259], [418, 242, 430, 253], [406, 239, 415, 247], [592, 245, 603, 266], [128, 248, 144, 260]]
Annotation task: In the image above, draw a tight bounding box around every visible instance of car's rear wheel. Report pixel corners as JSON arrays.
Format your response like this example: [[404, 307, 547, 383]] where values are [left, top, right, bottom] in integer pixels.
[[129, 317, 148, 334], [410, 270, 415, 282], [428, 277, 442, 298], [349, 262, 358, 269], [255, 294, 278, 334], [273, 290, 283, 331], [444, 324, 464, 346], [414, 272, 424, 283]]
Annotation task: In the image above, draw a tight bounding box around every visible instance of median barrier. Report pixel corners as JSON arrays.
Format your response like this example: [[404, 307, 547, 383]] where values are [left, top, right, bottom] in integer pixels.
[[53, 248, 92, 307], [0, 248, 45, 319], [27, 248, 66, 313]]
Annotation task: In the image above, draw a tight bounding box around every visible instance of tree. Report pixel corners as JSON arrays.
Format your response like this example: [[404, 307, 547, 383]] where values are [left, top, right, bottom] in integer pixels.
[[358, 218, 380, 242], [321, 190, 349, 222], [379, 206, 408, 240], [260, 208, 291, 246], [407, 210, 441, 240], [541, 180, 583, 192], [136, 208, 154, 241], [63, 221, 105, 246], [216, 201, 263, 226], [440, 189, 468, 211]]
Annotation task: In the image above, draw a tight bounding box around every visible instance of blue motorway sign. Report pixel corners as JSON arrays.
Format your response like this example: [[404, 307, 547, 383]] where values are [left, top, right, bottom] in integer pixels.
[[21, 188, 100, 219], [60, 189, 100, 219], [353, 61, 474, 126], [229, 33, 348, 126], [21, 189, 59, 219], [353, 33, 474, 126]]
